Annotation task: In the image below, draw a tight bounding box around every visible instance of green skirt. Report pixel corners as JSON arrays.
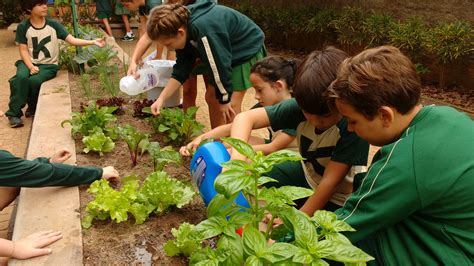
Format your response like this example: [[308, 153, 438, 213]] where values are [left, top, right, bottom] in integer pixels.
[[231, 46, 266, 91]]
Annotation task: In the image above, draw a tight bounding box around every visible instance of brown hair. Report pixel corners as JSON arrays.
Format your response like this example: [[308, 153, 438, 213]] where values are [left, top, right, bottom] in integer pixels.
[[328, 46, 421, 119], [293, 47, 349, 115], [146, 4, 190, 40], [251, 56, 300, 89]]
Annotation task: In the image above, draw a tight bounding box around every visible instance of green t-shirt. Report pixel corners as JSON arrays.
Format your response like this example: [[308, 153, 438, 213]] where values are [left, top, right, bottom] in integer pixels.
[[336, 106, 474, 265], [265, 98, 369, 205], [16, 18, 69, 65]]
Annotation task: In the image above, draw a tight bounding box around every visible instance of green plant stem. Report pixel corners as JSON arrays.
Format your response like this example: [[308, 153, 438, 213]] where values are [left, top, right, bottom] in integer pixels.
[[253, 175, 259, 228], [265, 216, 274, 240]]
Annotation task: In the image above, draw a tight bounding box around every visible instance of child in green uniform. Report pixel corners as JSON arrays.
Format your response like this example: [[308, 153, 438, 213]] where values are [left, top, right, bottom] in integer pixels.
[[0, 147, 119, 263], [5, 0, 105, 128], [143, 2, 265, 127], [96, 0, 135, 41], [180, 56, 299, 157], [328, 45, 474, 264], [229, 47, 369, 216]]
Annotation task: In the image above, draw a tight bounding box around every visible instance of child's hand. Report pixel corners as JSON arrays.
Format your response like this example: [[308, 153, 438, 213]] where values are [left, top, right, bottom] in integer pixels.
[[150, 98, 164, 116], [101, 166, 120, 185], [29, 66, 39, 75], [12, 230, 63, 259], [180, 136, 203, 156], [263, 213, 283, 228], [93, 38, 106, 48], [127, 62, 139, 78], [49, 148, 72, 163], [0, 111, 4, 117], [219, 103, 236, 124]]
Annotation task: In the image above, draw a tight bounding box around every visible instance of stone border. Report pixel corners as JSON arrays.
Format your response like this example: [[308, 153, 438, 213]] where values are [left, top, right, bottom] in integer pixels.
[[9, 34, 124, 265], [9, 70, 83, 265]]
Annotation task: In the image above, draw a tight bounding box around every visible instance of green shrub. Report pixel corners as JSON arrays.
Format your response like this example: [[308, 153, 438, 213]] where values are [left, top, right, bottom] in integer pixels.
[[362, 13, 396, 47], [330, 7, 366, 46], [389, 17, 429, 62], [1, 0, 22, 24], [426, 21, 474, 87]]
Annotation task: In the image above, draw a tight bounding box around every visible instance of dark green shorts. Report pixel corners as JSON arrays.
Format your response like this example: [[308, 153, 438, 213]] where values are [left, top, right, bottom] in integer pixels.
[[115, 2, 130, 15]]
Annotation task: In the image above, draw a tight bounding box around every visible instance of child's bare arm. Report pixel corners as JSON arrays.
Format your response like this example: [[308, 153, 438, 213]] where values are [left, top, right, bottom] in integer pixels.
[[64, 35, 105, 47], [299, 160, 351, 216], [251, 133, 295, 155], [180, 124, 233, 156], [229, 108, 270, 161], [18, 44, 37, 74], [128, 33, 154, 77]]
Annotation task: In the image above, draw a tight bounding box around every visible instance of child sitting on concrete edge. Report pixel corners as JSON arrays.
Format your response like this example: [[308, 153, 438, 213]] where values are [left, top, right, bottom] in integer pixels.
[[5, 0, 105, 128]]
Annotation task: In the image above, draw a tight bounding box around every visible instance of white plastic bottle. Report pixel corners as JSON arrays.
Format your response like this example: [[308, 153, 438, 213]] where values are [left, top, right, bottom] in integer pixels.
[[119, 68, 160, 96]]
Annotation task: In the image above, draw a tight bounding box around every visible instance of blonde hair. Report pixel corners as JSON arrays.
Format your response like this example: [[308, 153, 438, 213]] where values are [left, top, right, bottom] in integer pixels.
[[328, 45, 421, 119], [146, 4, 190, 40]]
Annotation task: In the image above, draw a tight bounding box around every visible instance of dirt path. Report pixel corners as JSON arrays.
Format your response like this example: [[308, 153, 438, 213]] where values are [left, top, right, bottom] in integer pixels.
[[0, 29, 33, 239]]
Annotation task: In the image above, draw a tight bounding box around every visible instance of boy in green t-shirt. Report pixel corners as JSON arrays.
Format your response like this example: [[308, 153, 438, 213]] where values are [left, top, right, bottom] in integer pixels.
[[229, 47, 369, 217], [328, 45, 474, 264], [5, 0, 105, 128]]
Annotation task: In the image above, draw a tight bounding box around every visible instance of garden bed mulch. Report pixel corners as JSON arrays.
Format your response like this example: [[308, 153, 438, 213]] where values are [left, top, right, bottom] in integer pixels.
[[68, 73, 206, 265]]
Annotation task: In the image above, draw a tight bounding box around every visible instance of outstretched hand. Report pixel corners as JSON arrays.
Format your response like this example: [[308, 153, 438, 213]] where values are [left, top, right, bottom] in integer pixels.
[[150, 99, 164, 116], [101, 166, 120, 185], [12, 230, 62, 259], [93, 38, 106, 48], [179, 136, 203, 157], [49, 148, 72, 164]]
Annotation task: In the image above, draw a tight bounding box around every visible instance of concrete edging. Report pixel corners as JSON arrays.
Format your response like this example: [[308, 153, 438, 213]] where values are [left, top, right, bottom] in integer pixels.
[[10, 70, 83, 265]]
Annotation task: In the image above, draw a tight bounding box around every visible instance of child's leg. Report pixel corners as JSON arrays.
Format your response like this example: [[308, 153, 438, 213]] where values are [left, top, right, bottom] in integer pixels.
[[26, 64, 59, 113], [102, 18, 113, 37], [138, 14, 147, 38], [182, 75, 197, 111], [122, 15, 132, 33], [230, 90, 246, 114], [205, 84, 226, 128], [6, 61, 31, 117], [0, 187, 20, 211]]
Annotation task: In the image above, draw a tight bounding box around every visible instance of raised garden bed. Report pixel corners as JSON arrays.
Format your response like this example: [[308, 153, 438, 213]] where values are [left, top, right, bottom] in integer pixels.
[[65, 52, 207, 264]]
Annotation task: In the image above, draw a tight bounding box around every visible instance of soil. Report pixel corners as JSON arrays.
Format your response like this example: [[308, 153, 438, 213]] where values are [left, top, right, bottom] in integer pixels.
[[69, 69, 206, 265]]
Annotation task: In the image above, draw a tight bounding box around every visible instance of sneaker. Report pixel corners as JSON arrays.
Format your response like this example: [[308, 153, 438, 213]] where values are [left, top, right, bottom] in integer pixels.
[[8, 116, 23, 128], [121, 33, 134, 42], [25, 108, 35, 118]]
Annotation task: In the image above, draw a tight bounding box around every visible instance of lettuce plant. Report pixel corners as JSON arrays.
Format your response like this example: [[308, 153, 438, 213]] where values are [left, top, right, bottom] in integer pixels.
[[83, 172, 195, 228], [165, 138, 374, 265], [82, 127, 115, 156]]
